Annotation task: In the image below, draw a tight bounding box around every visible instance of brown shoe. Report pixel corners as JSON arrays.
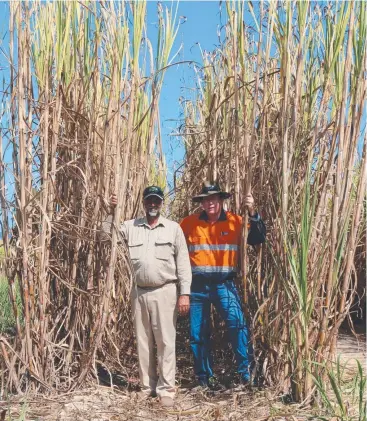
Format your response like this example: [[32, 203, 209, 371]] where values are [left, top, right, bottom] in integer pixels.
[[136, 390, 156, 399], [160, 396, 174, 408]]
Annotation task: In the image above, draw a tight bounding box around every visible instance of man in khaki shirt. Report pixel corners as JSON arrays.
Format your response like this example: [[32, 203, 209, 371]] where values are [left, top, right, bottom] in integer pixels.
[[101, 186, 191, 407]]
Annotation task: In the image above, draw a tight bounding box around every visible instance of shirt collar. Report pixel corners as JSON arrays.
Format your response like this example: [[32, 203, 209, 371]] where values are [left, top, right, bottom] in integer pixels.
[[138, 215, 166, 228], [199, 208, 227, 222]]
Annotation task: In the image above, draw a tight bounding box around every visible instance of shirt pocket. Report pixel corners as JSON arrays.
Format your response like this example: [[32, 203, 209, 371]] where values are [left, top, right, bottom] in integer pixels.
[[155, 239, 174, 261], [128, 240, 144, 260]]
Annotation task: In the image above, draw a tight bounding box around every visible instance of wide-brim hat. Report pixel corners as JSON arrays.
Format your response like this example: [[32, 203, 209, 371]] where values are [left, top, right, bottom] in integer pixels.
[[192, 182, 231, 203]]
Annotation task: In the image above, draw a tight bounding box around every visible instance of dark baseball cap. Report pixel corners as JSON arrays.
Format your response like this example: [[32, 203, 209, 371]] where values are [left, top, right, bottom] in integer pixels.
[[143, 186, 164, 200]]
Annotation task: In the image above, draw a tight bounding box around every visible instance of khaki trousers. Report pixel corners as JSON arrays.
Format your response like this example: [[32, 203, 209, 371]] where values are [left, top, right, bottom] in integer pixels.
[[131, 282, 178, 398]]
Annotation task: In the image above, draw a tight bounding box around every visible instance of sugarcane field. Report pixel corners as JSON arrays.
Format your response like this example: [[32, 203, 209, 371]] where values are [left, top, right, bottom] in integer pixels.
[[0, 0, 366, 420]]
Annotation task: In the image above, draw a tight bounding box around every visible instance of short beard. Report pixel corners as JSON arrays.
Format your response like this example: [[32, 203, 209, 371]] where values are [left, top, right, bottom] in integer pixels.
[[148, 209, 160, 217]]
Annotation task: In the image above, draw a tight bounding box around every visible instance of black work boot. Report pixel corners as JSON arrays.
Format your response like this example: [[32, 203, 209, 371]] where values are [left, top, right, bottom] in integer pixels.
[[207, 376, 226, 391], [192, 376, 225, 392], [229, 373, 252, 392]]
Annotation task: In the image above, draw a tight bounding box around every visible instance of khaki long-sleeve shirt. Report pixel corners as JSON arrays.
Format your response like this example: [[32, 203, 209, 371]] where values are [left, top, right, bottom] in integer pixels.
[[101, 215, 192, 295]]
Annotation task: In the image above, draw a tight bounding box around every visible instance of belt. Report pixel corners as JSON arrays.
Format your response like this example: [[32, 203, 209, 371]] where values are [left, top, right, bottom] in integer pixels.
[[136, 281, 177, 291]]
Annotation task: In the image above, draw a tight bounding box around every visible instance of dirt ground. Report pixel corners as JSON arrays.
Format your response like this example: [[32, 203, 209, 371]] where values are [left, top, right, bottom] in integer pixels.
[[1, 325, 365, 421], [1, 385, 315, 421]]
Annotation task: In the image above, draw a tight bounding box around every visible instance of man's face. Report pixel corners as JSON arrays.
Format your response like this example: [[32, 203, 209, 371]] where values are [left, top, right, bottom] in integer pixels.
[[143, 195, 163, 217], [201, 194, 223, 215]]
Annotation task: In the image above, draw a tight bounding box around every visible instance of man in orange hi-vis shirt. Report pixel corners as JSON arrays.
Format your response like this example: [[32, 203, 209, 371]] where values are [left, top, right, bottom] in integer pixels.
[[180, 182, 266, 391]]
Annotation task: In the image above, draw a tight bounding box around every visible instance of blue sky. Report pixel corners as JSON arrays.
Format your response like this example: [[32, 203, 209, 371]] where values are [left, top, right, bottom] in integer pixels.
[[146, 1, 224, 186]]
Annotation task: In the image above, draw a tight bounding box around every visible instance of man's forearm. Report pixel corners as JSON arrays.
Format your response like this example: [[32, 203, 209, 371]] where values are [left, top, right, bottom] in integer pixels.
[[99, 214, 113, 241], [175, 226, 192, 295], [178, 278, 191, 296], [247, 216, 266, 246]]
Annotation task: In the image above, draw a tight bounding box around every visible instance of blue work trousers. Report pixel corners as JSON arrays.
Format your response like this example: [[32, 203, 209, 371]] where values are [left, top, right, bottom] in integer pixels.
[[190, 279, 251, 382]]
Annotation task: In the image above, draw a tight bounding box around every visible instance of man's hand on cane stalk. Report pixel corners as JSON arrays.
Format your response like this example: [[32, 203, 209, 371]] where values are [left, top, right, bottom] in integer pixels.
[[110, 193, 118, 210], [244, 193, 256, 216]]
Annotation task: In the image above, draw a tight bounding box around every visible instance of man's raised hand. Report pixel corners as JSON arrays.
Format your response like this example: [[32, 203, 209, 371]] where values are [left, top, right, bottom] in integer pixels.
[[244, 193, 255, 216], [110, 193, 118, 209]]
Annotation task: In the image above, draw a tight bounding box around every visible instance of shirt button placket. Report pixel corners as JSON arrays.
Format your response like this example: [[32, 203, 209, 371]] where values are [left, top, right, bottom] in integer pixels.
[[145, 227, 150, 284]]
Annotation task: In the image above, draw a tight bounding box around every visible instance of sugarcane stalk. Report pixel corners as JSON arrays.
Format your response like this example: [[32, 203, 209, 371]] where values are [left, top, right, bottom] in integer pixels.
[[16, 1, 34, 373], [320, 2, 353, 356]]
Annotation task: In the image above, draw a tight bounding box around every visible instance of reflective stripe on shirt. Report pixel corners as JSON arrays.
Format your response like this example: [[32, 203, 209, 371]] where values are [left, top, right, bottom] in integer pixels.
[[188, 244, 238, 252], [191, 265, 237, 273]]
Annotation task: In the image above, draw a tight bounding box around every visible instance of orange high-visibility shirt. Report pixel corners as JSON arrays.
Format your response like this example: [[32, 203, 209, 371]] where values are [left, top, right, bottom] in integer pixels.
[[180, 209, 242, 281]]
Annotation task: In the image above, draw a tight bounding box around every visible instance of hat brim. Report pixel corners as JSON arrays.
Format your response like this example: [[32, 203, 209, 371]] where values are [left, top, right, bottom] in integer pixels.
[[144, 193, 164, 200], [192, 191, 231, 203]]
